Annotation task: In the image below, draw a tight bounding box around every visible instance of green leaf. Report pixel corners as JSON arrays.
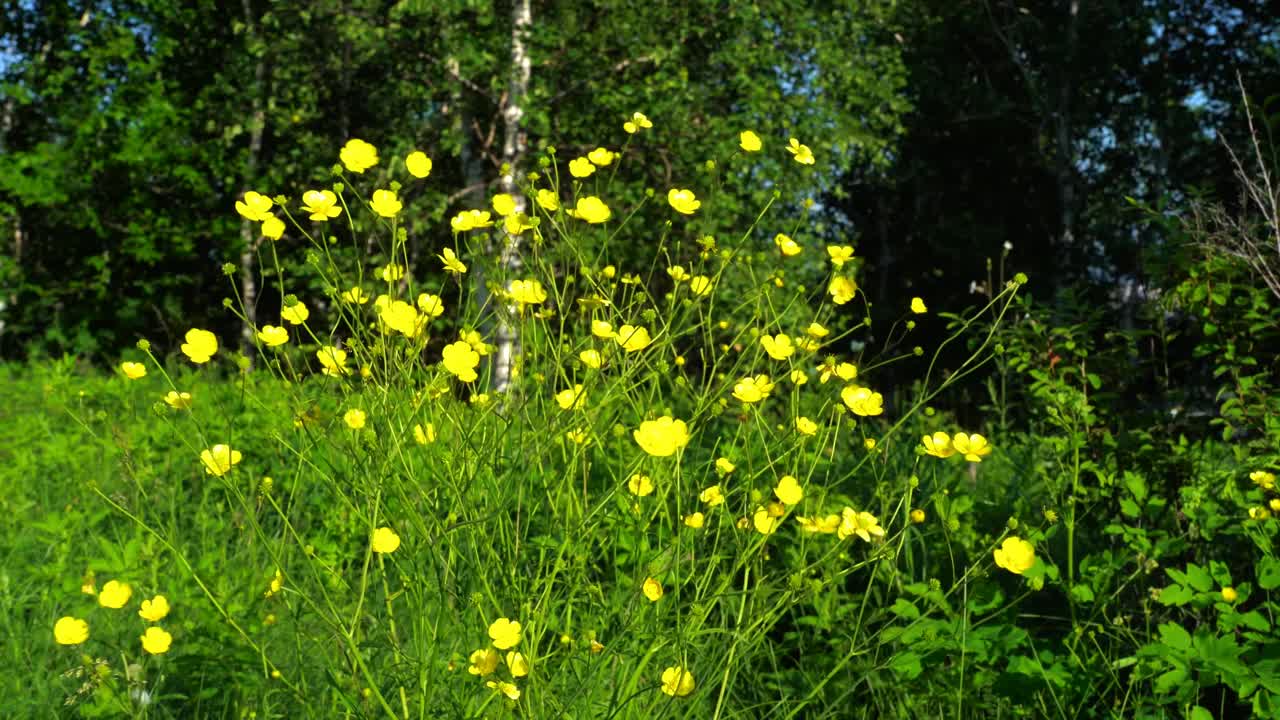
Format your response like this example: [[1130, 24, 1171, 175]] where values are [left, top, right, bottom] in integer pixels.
[[888, 651, 922, 679], [1185, 563, 1213, 592], [1070, 584, 1095, 603], [1154, 666, 1188, 695], [1157, 622, 1192, 652], [889, 598, 921, 619], [1189, 707, 1213, 720], [1158, 584, 1193, 606], [1258, 556, 1280, 590]]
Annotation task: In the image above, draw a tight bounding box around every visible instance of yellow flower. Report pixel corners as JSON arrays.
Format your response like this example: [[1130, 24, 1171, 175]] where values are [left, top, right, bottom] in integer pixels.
[[667, 188, 701, 215], [841, 386, 884, 416], [508, 279, 547, 306], [405, 151, 432, 178], [256, 325, 288, 347], [952, 433, 992, 462], [615, 324, 652, 352], [795, 417, 818, 436], [805, 322, 830, 339], [789, 369, 808, 385], [555, 385, 586, 411], [301, 190, 342, 221], [993, 536, 1035, 575], [633, 416, 690, 457], [379, 263, 404, 282], [344, 409, 367, 430], [865, 438, 878, 450], [775, 233, 802, 257], [825, 245, 854, 268], [579, 349, 603, 368], [1249, 506, 1272, 520], [689, 275, 713, 296], [661, 666, 696, 697], [413, 423, 437, 444], [1221, 586, 1238, 603], [504, 212, 535, 235], [760, 333, 795, 360], [786, 137, 815, 165], [261, 216, 285, 240], [281, 302, 310, 325], [200, 444, 242, 476], [163, 391, 192, 409], [796, 514, 841, 534], [590, 320, 614, 339], [54, 616, 89, 645], [733, 374, 774, 404], [922, 432, 955, 458], [911, 297, 927, 314], [642, 577, 664, 602], [774, 475, 804, 505], [536, 189, 560, 211], [739, 130, 762, 152], [439, 247, 468, 274], [1250, 471, 1276, 490], [565, 428, 591, 446], [140, 626, 172, 655], [235, 190, 274, 222], [829, 276, 857, 305], [139, 595, 170, 622], [506, 651, 530, 678], [489, 618, 522, 649], [667, 265, 690, 282], [265, 569, 283, 598], [585, 148, 614, 167], [838, 508, 885, 542], [343, 287, 371, 307], [99, 580, 132, 609], [715, 458, 735, 476], [469, 648, 500, 676], [463, 329, 493, 355], [910, 508, 927, 524], [417, 293, 445, 318], [181, 328, 218, 363], [684, 512, 705, 528], [371, 527, 401, 554], [700, 484, 725, 507], [491, 193, 517, 216], [569, 157, 596, 178], [450, 209, 493, 232], [1272, 498, 1280, 512], [370, 189, 402, 218], [317, 346, 351, 376], [121, 361, 146, 379], [628, 473, 655, 497], [487, 680, 521, 701], [570, 196, 611, 224], [441, 341, 480, 382], [624, 111, 653, 133], [753, 506, 782, 535], [339, 138, 378, 173]]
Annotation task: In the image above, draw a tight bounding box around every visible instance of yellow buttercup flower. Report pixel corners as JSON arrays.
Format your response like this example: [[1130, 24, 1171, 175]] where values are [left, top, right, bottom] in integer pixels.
[[841, 386, 884, 416], [469, 648, 500, 676], [700, 484, 725, 507], [98, 579, 132, 609], [661, 666, 696, 697], [715, 458, 735, 476], [667, 188, 701, 215], [491, 193, 517, 216], [739, 130, 762, 152], [450, 209, 493, 232], [343, 409, 367, 430], [667, 265, 690, 282], [827, 245, 853, 268], [163, 391, 192, 409], [774, 475, 804, 505], [317, 346, 350, 376], [413, 423, 437, 445], [952, 433, 992, 462], [54, 617, 89, 645], [138, 595, 170, 621], [911, 297, 927, 314], [624, 111, 653, 133], [405, 151, 432, 178], [570, 196, 611, 224], [733, 374, 774, 404], [371, 527, 401, 554], [753, 506, 782, 535], [256, 325, 288, 347], [829, 276, 857, 305], [441, 341, 480, 382], [579, 349, 603, 368], [339, 138, 378, 173], [628, 473, 655, 497], [633, 416, 690, 457], [506, 651, 530, 678], [261, 215, 284, 240], [838, 508, 884, 542], [489, 618, 522, 649], [614, 324, 651, 352], [689, 275, 713, 296], [536, 189, 560, 211], [504, 212, 535, 235], [789, 369, 808, 385], [200, 444, 242, 476], [569, 157, 596, 178], [797, 514, 841, 534], [642, 577, 664, 602], [281, 302, 310, 325], [508, 279, 547, 306], [760, 333, 795, 360], [1221, 586, 1238, 603], [993, 536, 1035, 575], [487, 680, 521, 700], [417, 293, 445, 318], [1249, 471, 1276, 490], [818, 360, 858, 384], [786, 137, 815, 165], [301, 190, 341, 221], [181, 328, 218, 363], [140, 626, 172, 655], [235, 190, 273, 222], [370, 189, 402, 218], [121, 361, 146, 379], [439, 247, 468, 274], [805, 322, 830, 339], [587, 147, 616, 166], [591, 320, 615, 339], [775, 233, 802, 256], [910, 508, 927, 524], [555, 385, 586, 411], [684, 512, 705, 528], [379, 263, 405, 282], [921, 432, 956, 458], [565, 428, 591, 446], [795, 417, 818, 436]]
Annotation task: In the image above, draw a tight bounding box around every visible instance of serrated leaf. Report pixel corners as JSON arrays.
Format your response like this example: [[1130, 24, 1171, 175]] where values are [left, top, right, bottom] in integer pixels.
[[890, 598, 921, 619], [1158, 584, 1193, 606], [1258, 556, 1280, 590], [888, 651, 922, 679], [1158, 622, 1192, 651], [1185, 563, 1213, 592]]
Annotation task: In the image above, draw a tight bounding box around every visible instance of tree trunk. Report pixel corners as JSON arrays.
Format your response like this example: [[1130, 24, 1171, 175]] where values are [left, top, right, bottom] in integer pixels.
[[1054, 0, 1080, 258], [238, 0, 267, 368], [491, 0, 533, 393]]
